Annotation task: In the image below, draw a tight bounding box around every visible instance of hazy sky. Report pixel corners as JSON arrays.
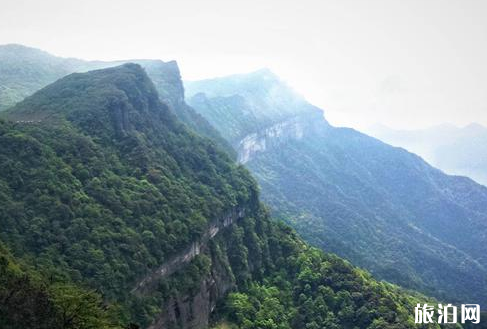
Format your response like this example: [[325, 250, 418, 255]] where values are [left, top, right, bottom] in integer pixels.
[[1, 0, 486, 130]]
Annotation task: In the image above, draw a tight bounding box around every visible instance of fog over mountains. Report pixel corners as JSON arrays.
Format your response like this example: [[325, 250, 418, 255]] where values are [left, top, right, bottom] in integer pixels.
[[366, 123, 487, 186], [186, 70, 487, 305]]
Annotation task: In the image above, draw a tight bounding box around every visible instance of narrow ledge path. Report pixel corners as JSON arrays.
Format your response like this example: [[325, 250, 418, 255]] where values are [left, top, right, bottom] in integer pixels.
[[131, 207, 245, 295]]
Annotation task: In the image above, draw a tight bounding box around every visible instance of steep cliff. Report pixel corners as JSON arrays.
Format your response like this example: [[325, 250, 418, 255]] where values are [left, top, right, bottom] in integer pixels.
[[236, 111, 325, 163], [132, 208, 245, 296]]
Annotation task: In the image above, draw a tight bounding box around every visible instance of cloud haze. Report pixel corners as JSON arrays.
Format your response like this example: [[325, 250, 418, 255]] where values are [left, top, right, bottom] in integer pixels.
[[1, 0, 486, 129]]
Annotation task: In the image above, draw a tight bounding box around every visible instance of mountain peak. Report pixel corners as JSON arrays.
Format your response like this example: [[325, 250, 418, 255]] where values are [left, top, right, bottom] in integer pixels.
[[186, 69, 323, 131], [0, 43, 74, 64], [5, 63, 171, 139], [0, 44, 60, 70], [463, 122, 486, 131], [249, 67, 279, 79], [185, 68, 287, 99], [0, 43, 45, 53]]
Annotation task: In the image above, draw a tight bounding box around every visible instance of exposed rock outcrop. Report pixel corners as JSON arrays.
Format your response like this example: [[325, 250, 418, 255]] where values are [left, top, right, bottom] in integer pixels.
[[147, 244, 235, 329], [130, 207, 246, 329], [237, 111, 327, 163], [132, 207, 245, 296]]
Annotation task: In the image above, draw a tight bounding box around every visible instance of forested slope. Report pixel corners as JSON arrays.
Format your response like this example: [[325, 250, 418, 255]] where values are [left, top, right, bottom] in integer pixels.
[[0, 63, 256, 327], [0, 64, 446, 329], [0, 241, 118, 329], [186, 70, 487, 306]]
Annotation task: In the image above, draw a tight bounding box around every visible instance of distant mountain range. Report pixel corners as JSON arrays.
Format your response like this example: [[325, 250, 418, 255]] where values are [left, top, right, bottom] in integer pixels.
[[366, 123, 487, 186], [186, 71, 487, 305]]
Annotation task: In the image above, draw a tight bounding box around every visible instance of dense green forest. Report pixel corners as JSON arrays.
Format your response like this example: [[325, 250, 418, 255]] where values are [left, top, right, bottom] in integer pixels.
[[0, 242, 119, 329], [0, 63, 256, 327], [212, 220, 446, 329], [0, 63, 459, 328], [186, 70, 487, 305]]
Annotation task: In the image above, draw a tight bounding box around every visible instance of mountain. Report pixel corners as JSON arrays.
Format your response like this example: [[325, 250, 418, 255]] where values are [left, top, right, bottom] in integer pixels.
[[185, 69, 322, 146], [366, 123, 487, 186], [0, 44, 100, 111], [0, 64, 437, 329], [0, 63, 256, 328], [185, 70, 324, 163], [0, 44, 233, 156], [186, 70, 487, 306]]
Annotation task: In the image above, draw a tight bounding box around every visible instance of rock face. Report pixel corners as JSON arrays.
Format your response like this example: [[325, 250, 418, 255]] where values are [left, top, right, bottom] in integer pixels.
[[140, 208, 246, 329], [147, 247, 235, 329], [186, 70, 324, 150], [136, 60, 185, 111], [237, 112, 325, 163]]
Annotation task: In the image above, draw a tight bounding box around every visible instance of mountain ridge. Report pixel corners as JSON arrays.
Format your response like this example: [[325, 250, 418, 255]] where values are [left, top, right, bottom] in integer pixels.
[[186, 70, 487, 306], [0, 44, 234, 156], [366, 123, 487, 185]]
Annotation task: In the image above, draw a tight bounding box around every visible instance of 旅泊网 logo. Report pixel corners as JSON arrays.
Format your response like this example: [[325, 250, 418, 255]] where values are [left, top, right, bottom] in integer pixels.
[[415, 303, 480, 324]]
